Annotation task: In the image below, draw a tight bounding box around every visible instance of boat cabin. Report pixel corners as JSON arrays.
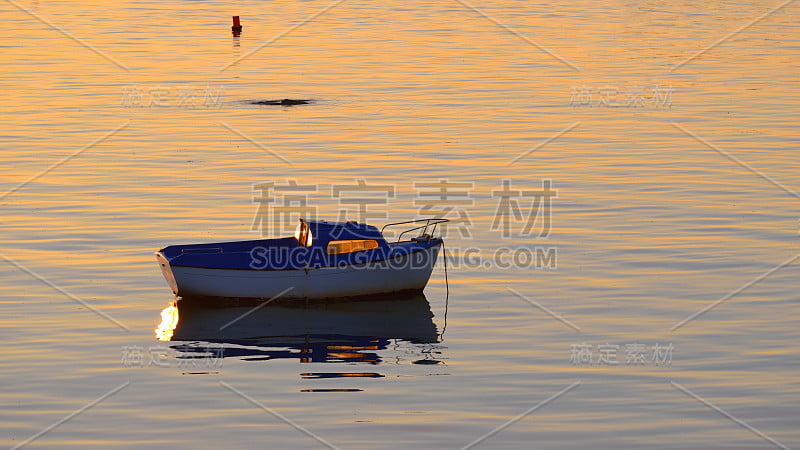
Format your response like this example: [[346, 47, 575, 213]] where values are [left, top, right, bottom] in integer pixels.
[[295, 218, 390, 254]]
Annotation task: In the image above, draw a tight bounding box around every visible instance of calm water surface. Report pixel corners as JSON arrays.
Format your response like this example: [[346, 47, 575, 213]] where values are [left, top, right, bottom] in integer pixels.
[[1, 0, 798, 448]]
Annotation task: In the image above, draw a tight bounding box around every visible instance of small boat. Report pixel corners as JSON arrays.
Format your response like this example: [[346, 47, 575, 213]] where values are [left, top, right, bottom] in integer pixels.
[[156, 218, 447, 300]]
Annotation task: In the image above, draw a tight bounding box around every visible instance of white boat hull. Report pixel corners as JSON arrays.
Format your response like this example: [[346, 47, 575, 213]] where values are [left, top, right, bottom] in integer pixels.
[[159, 243, 441, 300]]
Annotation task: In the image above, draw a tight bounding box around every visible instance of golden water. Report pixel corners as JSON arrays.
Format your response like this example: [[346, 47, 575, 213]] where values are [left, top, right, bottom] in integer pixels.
[[1, 0, 798, 448]]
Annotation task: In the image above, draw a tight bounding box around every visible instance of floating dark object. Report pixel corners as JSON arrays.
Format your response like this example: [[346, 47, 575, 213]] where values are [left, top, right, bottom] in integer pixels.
[[232, 16, 242, 36], [251, 99, 312, 106]]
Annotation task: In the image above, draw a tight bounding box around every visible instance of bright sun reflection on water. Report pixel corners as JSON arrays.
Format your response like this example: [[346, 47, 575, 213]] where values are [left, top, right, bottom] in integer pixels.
[[155, 302, 179, 341]]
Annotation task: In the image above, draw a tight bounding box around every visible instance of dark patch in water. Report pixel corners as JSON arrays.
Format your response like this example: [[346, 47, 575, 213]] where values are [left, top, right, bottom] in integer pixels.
[[250, 99, 312, 106], [301, 372, 384, 379], [300, 389, 363, 392]]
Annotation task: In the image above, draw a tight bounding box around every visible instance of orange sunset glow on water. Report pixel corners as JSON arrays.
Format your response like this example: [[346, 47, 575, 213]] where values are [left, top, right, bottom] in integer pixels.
[[1, 0, 798, 448]]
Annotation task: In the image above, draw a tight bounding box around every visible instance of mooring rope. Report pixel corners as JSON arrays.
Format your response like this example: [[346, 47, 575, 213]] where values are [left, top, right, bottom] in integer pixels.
[[439, 240, 449, 340]]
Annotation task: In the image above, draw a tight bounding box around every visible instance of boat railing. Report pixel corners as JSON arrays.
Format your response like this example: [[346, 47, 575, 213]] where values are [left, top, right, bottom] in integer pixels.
[[181, 247, 223, 254], [381, 218, 450, 242]]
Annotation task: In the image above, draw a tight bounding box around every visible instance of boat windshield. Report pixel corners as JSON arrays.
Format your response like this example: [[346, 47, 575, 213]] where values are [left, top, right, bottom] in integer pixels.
[[326, 239, 379, 255], [294, 219, 313, 247]]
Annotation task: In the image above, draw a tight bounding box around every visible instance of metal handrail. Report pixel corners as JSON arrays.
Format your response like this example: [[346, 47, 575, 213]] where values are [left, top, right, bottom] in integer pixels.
[[381, 218, 449, 242]]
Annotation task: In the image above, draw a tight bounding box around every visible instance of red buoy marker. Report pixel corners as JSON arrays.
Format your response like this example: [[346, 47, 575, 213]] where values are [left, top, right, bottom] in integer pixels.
[[232, 16, 242, 36]]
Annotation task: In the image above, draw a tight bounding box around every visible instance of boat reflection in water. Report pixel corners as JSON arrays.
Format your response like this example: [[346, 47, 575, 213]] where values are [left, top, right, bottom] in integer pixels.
[[155, 292, 445, 367]]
